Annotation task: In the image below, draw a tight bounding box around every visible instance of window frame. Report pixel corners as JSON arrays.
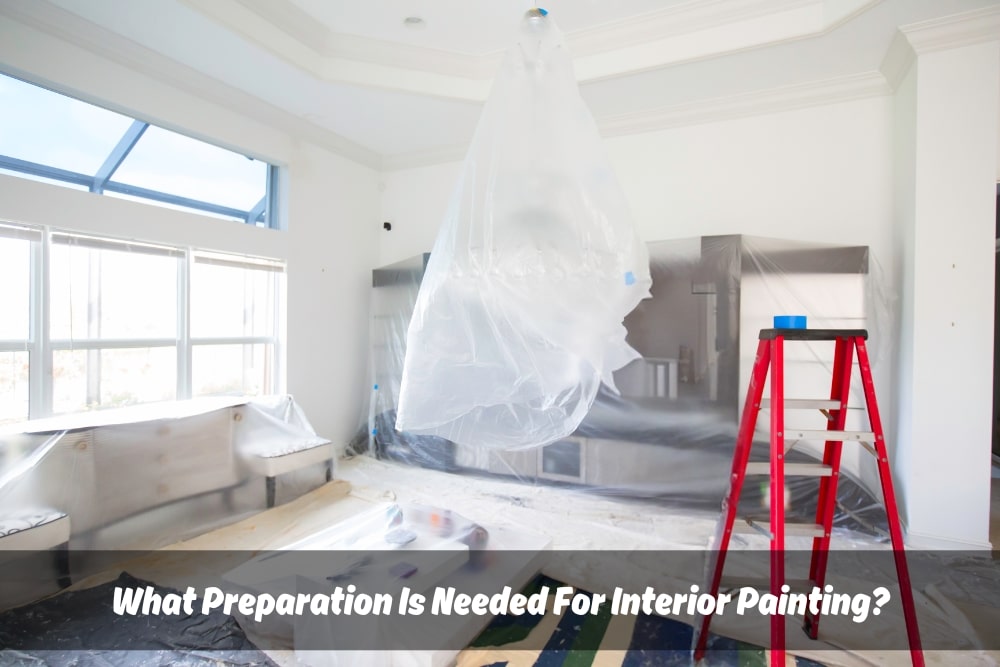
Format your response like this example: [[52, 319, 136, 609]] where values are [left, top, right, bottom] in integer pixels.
[[188, 251, 285, 400], [0, 224, 40, 424], [0, 73, 280, 229], [0, 223, 285, 422]]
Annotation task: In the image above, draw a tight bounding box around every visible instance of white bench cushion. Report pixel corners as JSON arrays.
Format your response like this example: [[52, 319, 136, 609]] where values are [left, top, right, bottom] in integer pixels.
[[246, 440, 335, 477]]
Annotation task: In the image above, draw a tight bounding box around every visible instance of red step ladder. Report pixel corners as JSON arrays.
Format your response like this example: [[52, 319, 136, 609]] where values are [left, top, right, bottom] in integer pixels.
[[691, 328, 923, 666]]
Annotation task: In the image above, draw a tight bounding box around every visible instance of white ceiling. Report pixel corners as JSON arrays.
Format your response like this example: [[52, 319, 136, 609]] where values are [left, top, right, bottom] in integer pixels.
[[284, 0, 689, 56], [2, 0, 999, 166]]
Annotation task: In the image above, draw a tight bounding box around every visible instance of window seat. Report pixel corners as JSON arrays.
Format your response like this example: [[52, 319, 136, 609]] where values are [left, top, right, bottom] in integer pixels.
[[0, 396, 333, 563]]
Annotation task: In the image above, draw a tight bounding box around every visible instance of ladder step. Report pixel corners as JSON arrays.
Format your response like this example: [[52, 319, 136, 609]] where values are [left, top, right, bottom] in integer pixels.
[[745, 462, 833, 476], [720, 576, 815, 594], [733, 518, 827, 539], [761, 398, 841, 410], [784, 429, 874, 442]]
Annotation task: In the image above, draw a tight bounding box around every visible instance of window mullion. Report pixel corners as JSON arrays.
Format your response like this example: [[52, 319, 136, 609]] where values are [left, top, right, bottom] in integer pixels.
[[28, 228, 52, 418], [91, 120, 148, 194], [247, 195, 266, 226], [265, 164, 277, 229], [177, 250, 192, 400], [272, 270, 283, 394], [2, 73, 276, 225], [86, 250, 102, 407]]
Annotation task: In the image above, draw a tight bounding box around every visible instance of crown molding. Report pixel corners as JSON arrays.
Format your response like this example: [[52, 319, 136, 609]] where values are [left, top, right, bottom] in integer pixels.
[[879, 29, 915, 92], [323, 32, 499, 80], [567, 0, 817, 57], [184, 0, 880, 101], [899, 5, 1000, 56], [0, 0, 381, 169], [202, 0, 498, 80], [880, 6, 1000, 92], [381, 71, 891, 171], [598, 71, 890, 137], [233, 0, 327, 53], [221, 0, 833, 67]]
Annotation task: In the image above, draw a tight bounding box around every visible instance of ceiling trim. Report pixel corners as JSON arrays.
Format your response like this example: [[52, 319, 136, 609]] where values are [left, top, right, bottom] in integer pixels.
[[184, 0, 881, 102], [381, 71, 891, 172], [216, 0, 833, 63], [899, 4, 1000, 55], [233, 0, 328, 53], [190, 0, 498, 81], [598, 71, 890, 137], [568, 0, 816, 55], [0, 0, 381, 169], [324, 33, 499, 80], [879, 30, 916, 92], [880, 5, 1000, 92]]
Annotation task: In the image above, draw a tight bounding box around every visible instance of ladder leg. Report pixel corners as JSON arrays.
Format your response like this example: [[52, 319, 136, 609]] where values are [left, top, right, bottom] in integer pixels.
[[769, 336, 786, 667], [692, 339, 770, 661], [804, 336, 855, 638], [856, 339, 924, 667]]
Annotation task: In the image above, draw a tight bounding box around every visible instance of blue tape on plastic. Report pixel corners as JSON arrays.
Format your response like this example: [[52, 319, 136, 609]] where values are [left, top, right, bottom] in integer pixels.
[[538, 7, 548, 15], [773, 315, 807, 329], [624, 271, 635, 286], [373, 384, 379, 390], [371, 428, 378, 435]]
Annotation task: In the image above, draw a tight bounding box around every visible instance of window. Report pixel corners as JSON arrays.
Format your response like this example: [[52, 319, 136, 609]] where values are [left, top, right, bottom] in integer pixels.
[[112, 127, 267, 214], [0, 72, 278, 227], [0, 224, 37, 425], [0, 74, 134, 176], [0, 224, 285, 423], [49, 234, 181, 414], [190, 252, 283, 398]]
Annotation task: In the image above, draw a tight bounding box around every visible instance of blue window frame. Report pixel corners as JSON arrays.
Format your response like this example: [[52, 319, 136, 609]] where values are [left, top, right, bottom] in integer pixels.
[[0, 72, 279, 228]]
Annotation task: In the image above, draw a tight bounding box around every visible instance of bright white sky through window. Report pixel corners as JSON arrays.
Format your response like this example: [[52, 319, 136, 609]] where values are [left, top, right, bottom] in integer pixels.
[[113, 126, 266, 211], [0, 73, 267, 219], [0, 73, 133, 174]]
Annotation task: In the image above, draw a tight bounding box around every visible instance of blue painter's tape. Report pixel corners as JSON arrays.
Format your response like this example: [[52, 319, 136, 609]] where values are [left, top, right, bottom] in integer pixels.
[[538, 7, 548, 15], [773, 315, 807, 329], [624, 271, 636, 286], [372, 428, 378, 435], [373, 384, 379, 390]]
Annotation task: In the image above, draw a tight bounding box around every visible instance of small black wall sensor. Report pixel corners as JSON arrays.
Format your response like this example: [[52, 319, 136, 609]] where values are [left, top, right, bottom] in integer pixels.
[[383, 222, 392, 231]]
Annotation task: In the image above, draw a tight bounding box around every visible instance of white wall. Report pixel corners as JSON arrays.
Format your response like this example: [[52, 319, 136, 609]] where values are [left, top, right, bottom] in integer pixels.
[[285, 143, 379, 445], [379, 161, 463, 266], [381, 96, 895, 272], [0, 16, 380, 442], [892, 41, 999, 549]]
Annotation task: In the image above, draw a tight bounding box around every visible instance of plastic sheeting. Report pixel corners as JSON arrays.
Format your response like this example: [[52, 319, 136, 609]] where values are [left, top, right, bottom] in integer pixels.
[[0, 395, 332, 553], [0, 571, 276, 666], [396, 9, 651, 450], [354, 235, 895, 537]]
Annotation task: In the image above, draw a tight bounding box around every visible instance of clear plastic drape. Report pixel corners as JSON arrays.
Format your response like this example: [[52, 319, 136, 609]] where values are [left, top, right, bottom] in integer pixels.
[[396, 10, 652, 450]]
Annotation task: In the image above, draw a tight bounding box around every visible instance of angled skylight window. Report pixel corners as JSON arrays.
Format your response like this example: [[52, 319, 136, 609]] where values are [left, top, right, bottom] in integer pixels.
[[112, 126, 268, 213], [0, 73, 134, 175], [0, 72, 279, 228]]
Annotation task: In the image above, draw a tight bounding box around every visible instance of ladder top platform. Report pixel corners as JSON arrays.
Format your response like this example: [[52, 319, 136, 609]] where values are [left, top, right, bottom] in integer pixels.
[[759, 328, 868, 341]]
